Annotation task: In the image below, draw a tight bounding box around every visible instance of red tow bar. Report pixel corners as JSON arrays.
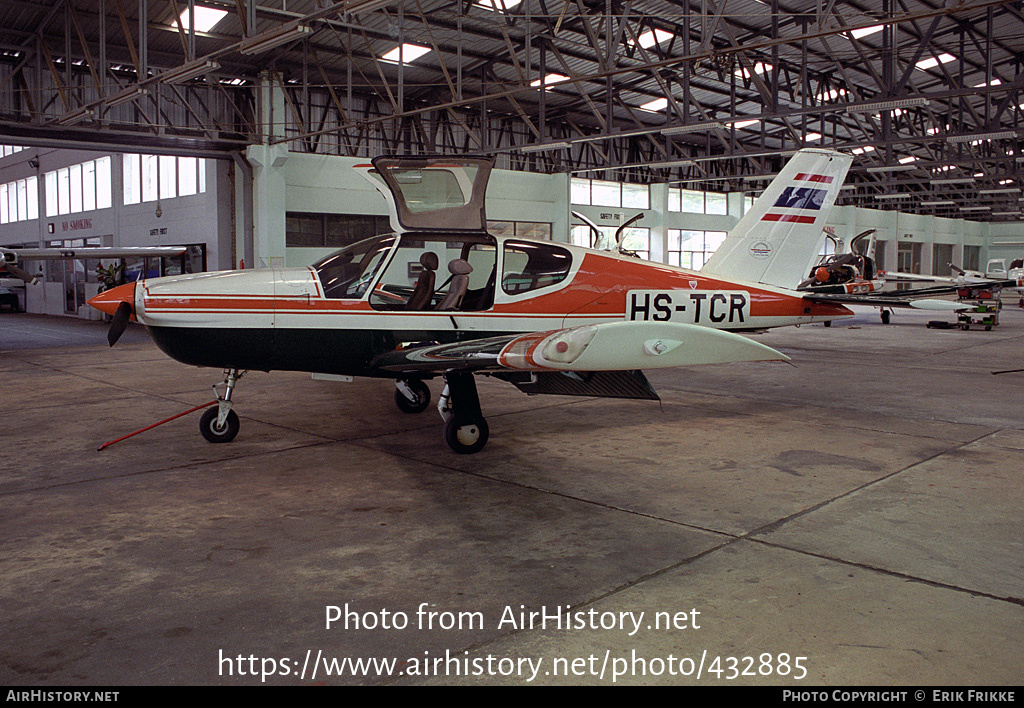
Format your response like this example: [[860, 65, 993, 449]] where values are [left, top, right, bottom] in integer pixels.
[[97, 400, 218, 451]]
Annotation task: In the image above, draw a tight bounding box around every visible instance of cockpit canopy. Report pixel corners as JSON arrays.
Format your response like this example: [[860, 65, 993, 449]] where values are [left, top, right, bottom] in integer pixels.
[[312, 233, 574, 311], [370, 156, 493, 233]]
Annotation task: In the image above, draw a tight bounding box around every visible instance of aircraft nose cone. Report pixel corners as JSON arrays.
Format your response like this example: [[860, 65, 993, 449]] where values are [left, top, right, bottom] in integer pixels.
[[88, 282, 137, 317]]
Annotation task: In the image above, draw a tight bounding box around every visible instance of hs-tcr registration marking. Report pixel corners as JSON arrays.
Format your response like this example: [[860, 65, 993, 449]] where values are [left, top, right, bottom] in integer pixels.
[[627, 290, 750, 325]]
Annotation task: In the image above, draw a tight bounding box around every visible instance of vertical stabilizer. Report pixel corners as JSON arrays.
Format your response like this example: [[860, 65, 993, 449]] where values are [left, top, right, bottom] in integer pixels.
[[702, 148, 853, 289]]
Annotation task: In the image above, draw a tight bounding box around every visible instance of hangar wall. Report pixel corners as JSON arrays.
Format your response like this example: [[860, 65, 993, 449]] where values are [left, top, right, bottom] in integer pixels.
[[268, 149, 999, 279], [2, 144, 1018, 321], [0, 146, 234, 317]]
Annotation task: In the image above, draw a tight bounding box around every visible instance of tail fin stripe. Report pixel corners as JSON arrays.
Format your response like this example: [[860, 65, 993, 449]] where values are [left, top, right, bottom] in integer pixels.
[[794, 173, 834, 183], [761, 214, 817, 224]]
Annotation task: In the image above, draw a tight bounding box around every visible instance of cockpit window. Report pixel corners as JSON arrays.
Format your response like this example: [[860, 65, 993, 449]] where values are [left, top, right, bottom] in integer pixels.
[[368, 234, 497, 311], [314, 236, 395, 299], [501, 240, 572, 295]]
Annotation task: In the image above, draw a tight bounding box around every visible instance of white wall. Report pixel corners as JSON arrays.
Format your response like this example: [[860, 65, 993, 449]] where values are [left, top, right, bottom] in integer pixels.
[[0, 146, 234, 317]]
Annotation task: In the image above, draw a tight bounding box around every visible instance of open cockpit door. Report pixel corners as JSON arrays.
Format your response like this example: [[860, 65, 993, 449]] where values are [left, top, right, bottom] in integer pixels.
[[369, 156, 493, 233]]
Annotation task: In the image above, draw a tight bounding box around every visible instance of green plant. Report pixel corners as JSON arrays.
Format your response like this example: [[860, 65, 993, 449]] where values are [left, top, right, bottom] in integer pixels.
[[95, 262, 125, 292]]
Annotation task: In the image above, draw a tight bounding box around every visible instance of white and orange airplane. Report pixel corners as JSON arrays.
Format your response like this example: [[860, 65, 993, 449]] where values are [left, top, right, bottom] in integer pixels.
[[86, 148, 855, 453]]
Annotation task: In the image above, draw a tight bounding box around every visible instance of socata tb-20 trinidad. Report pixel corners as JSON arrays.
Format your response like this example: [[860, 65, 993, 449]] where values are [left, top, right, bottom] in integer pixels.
[[86, 148, 854, 453]]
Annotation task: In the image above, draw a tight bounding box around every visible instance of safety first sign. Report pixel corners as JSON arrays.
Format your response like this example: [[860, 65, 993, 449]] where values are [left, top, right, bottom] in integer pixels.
[[625, 290, 751, 325]]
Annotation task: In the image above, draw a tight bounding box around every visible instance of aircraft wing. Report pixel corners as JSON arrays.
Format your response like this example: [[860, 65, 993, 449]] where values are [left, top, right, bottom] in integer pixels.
[[369, 321, 788, 399], [2, 246, 188, 263], [801, 275, 1024, 310]]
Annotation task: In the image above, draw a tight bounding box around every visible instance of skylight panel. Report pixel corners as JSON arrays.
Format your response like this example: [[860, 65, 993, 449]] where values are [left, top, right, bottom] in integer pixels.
[[476, 0, 522, 11], [915, 53, 956, 71], [639, 98, 668, 112], [381, 44, 431, 64], [734, 62, 772, 79], [732, 119, 761, 129], [850, 24, 884, 40], [531, 73, 569, 89], [633, 28, 674, 49], [176, 6, 228, 33]]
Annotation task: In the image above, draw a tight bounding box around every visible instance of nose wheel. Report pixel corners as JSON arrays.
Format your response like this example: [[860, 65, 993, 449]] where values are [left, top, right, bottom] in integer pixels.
[[200, 369, 244, 443], [438, 371, 489, 454]]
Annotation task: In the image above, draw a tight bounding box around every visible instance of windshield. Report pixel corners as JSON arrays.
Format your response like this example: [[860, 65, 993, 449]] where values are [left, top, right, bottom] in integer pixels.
[[313, 236, 396, 299]]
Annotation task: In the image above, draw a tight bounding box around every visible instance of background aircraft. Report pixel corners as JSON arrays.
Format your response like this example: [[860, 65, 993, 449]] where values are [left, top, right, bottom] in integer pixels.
[[87, 149, 857, 453], [794, 229, 1024, 323]]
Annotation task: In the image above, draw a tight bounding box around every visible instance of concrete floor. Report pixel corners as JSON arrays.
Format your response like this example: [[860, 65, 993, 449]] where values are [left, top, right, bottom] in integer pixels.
[[1, 306, 1021, 685]]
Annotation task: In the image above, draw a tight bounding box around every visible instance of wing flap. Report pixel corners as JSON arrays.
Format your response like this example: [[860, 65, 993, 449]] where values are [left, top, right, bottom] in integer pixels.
[[494, 370, 660, 400]]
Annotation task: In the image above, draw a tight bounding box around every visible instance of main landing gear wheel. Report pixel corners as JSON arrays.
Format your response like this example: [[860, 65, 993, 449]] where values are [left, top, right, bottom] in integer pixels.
[[881, 310, 891, 324], [438, 371, 490, 454], [394, 379, 431, 414], [443, 416, 489, 455], [199, 407, 239, 443]]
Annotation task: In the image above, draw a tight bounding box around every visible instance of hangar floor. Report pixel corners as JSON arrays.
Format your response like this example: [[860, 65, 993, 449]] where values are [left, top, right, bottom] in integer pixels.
[[1, 306, 1022, 685]]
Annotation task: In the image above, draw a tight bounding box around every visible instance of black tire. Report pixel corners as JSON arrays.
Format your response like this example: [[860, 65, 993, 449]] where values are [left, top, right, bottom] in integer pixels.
[[881, 310, 891, 324], [443, 416, 489, 454], [394, 379, 431, 414], [199, 407, 239, 443]]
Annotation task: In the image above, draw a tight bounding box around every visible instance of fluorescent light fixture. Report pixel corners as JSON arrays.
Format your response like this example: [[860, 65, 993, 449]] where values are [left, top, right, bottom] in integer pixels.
[[632, 28, 673, 49], [947, 131, 1017, 143], [974, 78, 1001, 87], [380, 43, 431, 64], [921, 200, 956, 206], [56, 107, 94, 125], [650, 159, 697, 168], [866, 164, 921, 173], [850, 24, 884, 39], [898, 155, 919, 164], [521, 141, 571, 152], [176, 6, 228, 33], [851, 145, 876, 155], [160, 59, 219, 84], [845, 97, 929, 113], [104, 87, 147, 107], [840, 184, 857, 191], [804, 132, 823, 142], [999, 179, 1014, 185], [875, 193, 912, 199], [639, 97, 668, 112], [916, 53, 956, 71], [731, 119, 761, 129], [661, 122, 724, 136], [930, 177, 975, 184], [476, 0, 522, 10], [979, 187, 1021, 195], [993, 211, 1021, 216], [531, 73, 569, 89], [960, 206, 991, 211], [238, 24, 312, 55]]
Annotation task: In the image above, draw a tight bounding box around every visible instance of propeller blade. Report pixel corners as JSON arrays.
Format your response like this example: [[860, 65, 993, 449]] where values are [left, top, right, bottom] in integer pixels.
[[4, 263, 38, 284], [108, 301, 133, 347]]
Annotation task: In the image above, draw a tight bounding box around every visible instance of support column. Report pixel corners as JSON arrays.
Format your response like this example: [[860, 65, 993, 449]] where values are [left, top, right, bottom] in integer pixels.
[[245, 71, 289, 268]]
